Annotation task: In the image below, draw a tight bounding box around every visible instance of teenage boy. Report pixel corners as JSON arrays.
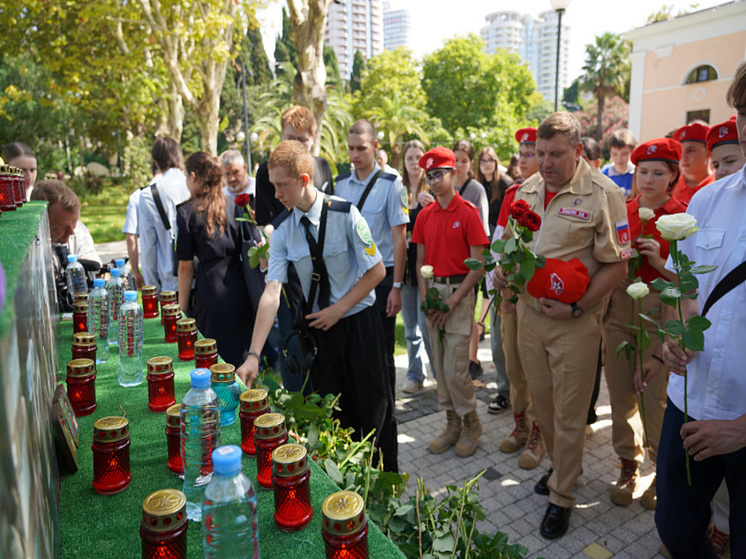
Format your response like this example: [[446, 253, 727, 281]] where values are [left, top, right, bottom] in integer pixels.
[[236, 140, 398, 473], [672, 121, 715, 205], [602, 128, 637, 197], [708, 118, 745, 180], [412, 146, 489, 458]]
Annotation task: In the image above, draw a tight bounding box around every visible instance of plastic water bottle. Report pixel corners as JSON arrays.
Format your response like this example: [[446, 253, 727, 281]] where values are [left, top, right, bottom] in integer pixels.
[[202, 445, 259, 558], [86, 278, 109, 363], [107, 268, 125, 347], [118, 290, 143, 387], [115, 258, 136, 291], [66, 255, 88, 295], [181, 369, 221, 522]]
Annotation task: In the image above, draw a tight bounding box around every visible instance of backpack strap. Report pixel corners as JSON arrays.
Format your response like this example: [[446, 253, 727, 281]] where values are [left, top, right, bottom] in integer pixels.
[[356, 170, 383, 211], [701, 260, 746, 317]]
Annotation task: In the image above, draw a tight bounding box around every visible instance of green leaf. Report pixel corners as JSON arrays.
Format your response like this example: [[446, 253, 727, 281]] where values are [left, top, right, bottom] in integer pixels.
[[520, 257, 535, 281], [691, 265, 717, 274], [491, 239, 506, 253], [463, 257, 483, 271], [650, 277, 672, 292], [505, 237, 517, 253], [535, 254, 546, 268], [687, 315, 712, 332], [433, 534, 456, 552], [659, 286, 682, 307], [683, 329, 705, 352], [307, 423, 319, 448], [664, 320, 686, 335], [324, 458, 344, 484]]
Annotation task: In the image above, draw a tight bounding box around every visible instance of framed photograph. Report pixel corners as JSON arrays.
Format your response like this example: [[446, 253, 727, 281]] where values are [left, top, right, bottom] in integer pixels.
[[52, 385, 79, 471]]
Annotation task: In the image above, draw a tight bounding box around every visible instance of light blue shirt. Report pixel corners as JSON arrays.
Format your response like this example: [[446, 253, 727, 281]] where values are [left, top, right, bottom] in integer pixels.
[[334, 162, 409, 267], [122, 185, 145, 235], [267, 188, 381, 317]]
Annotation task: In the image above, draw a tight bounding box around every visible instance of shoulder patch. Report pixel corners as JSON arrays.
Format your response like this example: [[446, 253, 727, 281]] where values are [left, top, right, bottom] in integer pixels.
[[355, 218, 374, 246], [272, 208, 292, 229], [380, 171, 397, 181], [328, 199, 352, 213], [335, 171, 351, 183]]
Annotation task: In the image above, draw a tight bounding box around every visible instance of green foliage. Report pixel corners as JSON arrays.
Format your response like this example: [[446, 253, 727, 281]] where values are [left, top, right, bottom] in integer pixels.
[[122, 135, 153, 190], [646, 3, 699, 23], [562, 79, 582, 111], [350, 50, 367, 93], [324, 46, 342, 86], [277, 7, 299, 69], [246, 18, 273, 86]]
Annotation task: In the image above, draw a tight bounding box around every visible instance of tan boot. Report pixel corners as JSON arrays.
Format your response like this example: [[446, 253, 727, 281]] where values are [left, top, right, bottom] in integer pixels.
[[610, 457, 638, 506], [640, 475, 657, 510], [499, 412, 528, 453], [455, 410, 482, 457], [518, 421, 545, 470], [428, 411, 461, 454]]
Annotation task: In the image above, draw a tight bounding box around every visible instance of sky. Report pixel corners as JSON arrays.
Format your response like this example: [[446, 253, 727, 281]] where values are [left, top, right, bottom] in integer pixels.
[[256, 0, 727, 82]]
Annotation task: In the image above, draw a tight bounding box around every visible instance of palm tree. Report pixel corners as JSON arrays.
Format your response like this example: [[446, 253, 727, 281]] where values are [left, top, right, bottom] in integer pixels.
[[366, 93, 430, 169], [581, 33, 630, 140]]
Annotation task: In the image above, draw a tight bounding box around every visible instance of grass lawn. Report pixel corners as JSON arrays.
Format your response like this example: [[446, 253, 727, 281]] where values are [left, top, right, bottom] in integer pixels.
[[77, 182, 131, 244]]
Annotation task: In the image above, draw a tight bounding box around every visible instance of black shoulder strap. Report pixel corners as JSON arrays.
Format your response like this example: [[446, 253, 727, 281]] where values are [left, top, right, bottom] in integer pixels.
[[303, 195, 331, 317], [701, 260, 746, 317], [151, 184, 171, 231], [356, 170, 383, 211], [328, 199, 351, 213], [272, 208, 292, 229], [459, 178, 472, 196]]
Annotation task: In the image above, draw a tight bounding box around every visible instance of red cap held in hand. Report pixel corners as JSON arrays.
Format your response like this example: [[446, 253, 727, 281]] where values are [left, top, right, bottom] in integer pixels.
[[527, 258, 590, 304]]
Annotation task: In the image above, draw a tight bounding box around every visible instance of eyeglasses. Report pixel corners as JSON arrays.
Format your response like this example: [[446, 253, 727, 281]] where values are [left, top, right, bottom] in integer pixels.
[[518, 152, 535, 159], [424, 170, 448, 184]]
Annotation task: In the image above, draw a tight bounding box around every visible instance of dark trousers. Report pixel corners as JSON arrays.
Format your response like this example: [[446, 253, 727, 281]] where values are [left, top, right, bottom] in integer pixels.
[[375, 267, 396, 407], [311, 305, 399, 472], [656, 399, 746, 559]]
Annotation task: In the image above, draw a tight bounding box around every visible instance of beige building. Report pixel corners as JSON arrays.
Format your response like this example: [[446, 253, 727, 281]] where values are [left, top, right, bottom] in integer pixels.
[[624, 1, 746, 141]]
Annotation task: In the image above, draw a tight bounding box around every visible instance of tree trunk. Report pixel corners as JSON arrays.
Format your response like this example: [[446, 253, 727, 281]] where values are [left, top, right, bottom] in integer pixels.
[[195, 58, 229, 155], [166, 82, 184, 141]]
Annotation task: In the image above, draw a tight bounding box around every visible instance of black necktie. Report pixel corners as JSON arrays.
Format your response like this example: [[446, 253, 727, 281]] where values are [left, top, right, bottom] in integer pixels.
[[300, 216, 330, 309]]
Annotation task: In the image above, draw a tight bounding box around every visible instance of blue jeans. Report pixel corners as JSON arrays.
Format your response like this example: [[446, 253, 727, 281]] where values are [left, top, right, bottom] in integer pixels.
[[401, 283, 433, 384], [490, 304, 509, 398]]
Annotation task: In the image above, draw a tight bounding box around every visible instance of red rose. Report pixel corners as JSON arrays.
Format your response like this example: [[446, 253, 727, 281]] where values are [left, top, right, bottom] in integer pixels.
[[235, 193, 251, 208], [518, 211, 541, 232], [510, 200, 531, 219]]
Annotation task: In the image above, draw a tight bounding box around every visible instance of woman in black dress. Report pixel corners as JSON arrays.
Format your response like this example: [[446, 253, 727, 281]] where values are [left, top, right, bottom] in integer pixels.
[[177, 152, 251, 366]]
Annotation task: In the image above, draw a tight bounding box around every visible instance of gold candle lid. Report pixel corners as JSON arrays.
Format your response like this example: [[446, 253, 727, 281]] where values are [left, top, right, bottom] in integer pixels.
[[72, 292, 89, 304], [147, 356, 174, 375], [166, 403, 181, 428], [194, 338, 217, 355], [322, 491, 367, 536], [272, 443, 309, 478], [93, 416, 129, 443], [159, 290, 177, 303], [72, 301, 88, 314], [66, 358, 96, 377], [176, 317, 196, 333], [253, 413, 286, 440], [239, 389, 269, 413], [141, 489, 187, 532], [72, 332, 96, 347], [162, 303, 181, 318], [142, 285, 158, 296], [210, 363, 235, 383]]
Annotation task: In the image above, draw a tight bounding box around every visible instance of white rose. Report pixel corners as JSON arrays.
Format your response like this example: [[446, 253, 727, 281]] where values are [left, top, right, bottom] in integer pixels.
[[420, 265, 434, 279], [626, 281, 650, 300], [638, 207, 655, 221], [0, 157, 4, 166], [656, 213, 699, 241]]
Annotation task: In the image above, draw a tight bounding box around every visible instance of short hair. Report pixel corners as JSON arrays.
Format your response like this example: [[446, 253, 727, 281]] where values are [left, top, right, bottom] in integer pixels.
[[268, 140, 314, 182], [30, 180, 81, 212], [280, 106, 317, 136], [2, 141, 34, 162], [349, 119, 377, 142], [538, 112, 581, 146], [727, 61, 746, 110], [608, 129, 637, 150], [219, 149, 244, 167], [581, 137, 602, 161], [151, 137, 183, 172]]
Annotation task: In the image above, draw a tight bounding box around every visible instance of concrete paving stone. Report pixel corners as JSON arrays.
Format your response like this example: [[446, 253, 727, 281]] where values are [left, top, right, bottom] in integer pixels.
[[508, 516, 536, 538]]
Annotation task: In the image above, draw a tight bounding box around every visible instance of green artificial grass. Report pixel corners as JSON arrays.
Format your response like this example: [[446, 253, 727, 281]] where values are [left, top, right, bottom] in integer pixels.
[[58, 318, 404, 558]]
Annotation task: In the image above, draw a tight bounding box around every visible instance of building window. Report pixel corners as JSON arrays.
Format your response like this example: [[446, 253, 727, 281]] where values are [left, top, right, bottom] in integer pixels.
[[685, 65, 718, 84], [686, 110, 710, 124]]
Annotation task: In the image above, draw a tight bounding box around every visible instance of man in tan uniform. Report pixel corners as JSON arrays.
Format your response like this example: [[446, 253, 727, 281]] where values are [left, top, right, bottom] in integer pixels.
[[497, 113, 631, 539]]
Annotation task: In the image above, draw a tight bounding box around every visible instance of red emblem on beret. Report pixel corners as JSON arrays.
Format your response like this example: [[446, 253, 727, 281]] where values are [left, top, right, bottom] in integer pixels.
[[706, 119, 739, 151], [515, 127, 537, 145], [674, 122, 709, 144], [419, 147, 455, 171], [631, 138, 682, 165], [527, 258, 590, 303]]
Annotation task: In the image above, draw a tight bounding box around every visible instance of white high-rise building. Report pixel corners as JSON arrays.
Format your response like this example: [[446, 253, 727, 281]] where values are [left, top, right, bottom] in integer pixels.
[[480, 10, 570, 103], [325, 0, 384, 79], [383, 7, 411, 50]]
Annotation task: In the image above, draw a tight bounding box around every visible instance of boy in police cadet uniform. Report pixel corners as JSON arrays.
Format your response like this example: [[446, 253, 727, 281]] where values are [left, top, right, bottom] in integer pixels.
[[495, 112, 631, 540], [335, 119, 409, 402], [412, 146, 489, 458], [236, 140, 399, 473]]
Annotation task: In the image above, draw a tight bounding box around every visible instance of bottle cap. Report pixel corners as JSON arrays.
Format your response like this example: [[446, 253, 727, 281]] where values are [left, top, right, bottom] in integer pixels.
[[239, 389, 269, 413], [111, 268, 121, 278], [141, 489, 187, 533], [211, 445, 243, 476], [141, 285, 157, 296], [93, 416, 129, 443], [272, 443, 309, 478], [210, 363, 235, 383], [253, 413, 287, 440], [176, 318, 196, 333], [147, 356, 174, 375], [67, 254, 78, 263], [115, 258, 125, 267], [162, 303, 181, 318], [124, 290, 137, 302], [159, 290, 177, 303], [166, 403, 181, 428], [93, 278, 105, 288], [194, 338, 217, 355], [322, 491, 367, 536], [190, 368, 211, 389]]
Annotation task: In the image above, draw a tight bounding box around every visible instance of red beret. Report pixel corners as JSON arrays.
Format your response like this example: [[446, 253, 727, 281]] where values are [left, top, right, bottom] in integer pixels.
[[706, 120, 739, 151], [527, 258, 590, 304], [631, 138, 682, 165], [674, 122, 709, 144], [419, 147, 455, 171], [515, 127, 537, 145]]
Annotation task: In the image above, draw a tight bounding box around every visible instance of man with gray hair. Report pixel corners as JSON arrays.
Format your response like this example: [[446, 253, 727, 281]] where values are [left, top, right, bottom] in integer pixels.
[[220, 149, 255, 199]]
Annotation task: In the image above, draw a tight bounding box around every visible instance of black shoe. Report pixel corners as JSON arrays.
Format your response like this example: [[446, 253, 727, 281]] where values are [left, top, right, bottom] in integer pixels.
[[468, 360, 483, 379], [534, 468, 553, 495], [487, 394, 510, 415], [540, 503, 571, 539]]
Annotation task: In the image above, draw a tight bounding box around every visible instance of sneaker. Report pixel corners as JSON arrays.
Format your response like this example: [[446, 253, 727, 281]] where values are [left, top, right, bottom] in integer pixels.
[[488, 394, 510, 415], [711, 527, 730, 558], [468, 360, 483, 379], [402, 380, 423, 394]]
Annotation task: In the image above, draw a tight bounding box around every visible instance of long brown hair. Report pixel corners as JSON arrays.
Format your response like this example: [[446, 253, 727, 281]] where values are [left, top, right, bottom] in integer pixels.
[[401, 140, 428, 204], [185, 152, 226, 237], [630, 160, 680, 200], [476, 146, 502, 204], [452, 139, 475, 179]]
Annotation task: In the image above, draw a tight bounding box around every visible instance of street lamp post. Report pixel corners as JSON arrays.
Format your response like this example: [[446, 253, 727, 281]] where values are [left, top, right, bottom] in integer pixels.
[[550, 0, 571, 112], [240, 60, 253, 172]]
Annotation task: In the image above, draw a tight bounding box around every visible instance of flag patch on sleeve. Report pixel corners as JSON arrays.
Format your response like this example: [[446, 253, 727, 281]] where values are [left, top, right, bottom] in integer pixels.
[[616, 220, 630, 245]]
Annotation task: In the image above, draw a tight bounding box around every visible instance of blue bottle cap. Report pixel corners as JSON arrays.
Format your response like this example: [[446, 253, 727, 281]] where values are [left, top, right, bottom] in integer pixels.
[[115, 258, 125, 268], [124, 290, 137, 302], [190, 369, 212, 389], [111, 268, 122, 277], [212, 445, 243, 476], [67, 255, 78, 263], [93, 278, 105, 288]]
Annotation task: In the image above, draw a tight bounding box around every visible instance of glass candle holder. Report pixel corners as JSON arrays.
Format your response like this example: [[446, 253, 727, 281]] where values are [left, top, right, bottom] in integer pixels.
[[161, 303, 181, 344], [272, 443, 313, 531], [159, 290, 177, 325], [72, 301, 89, 333], [165, 404, 184, 475], [0, 165, 17, 211], [140, 489, 188, 559], [142, 286, 159, 319], [92, 416, 131, 495], [254, 413, 288, 489], [66, 358, 97, 417], [210, 363, 241, 427], [147, 356, 176, 413], [72, 331, 97, 362], [322, 491, 369, 559], [176, 318, 197, 361], [239, 389, 270, 456], [194, 338, 218, 370], [73, 292, 89, 304], [12, 168, 25, 208]]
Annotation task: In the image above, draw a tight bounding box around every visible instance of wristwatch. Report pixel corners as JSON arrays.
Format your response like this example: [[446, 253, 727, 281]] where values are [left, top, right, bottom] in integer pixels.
[[570, 302, 583, 319], [392, 281, 403, 290]]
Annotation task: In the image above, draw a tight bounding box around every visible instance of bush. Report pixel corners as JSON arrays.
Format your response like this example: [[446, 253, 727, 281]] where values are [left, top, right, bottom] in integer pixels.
[[122, 135, 152, 189]]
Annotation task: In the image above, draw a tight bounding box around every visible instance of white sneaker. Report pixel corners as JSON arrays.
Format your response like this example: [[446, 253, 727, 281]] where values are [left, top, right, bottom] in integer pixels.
[[402, 380, 423, 394]]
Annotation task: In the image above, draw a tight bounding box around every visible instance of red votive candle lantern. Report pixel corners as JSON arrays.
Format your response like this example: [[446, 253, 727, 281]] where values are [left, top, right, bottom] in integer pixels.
[[147, 356, 176, 412], [73, 292, 89, 304], [72, 300, 89, 333], [142, 286, 159, 319], [0, 165, 17, 211], [12, 167, 25, 207], [165, 404, 184, 475], [194, 338, 218, 370], [322, 491, 369, 559], [71, 331, 97, 362], [159, 290, 177, 325], [162, 303, 181, 343], [254, 413, 288, 489], [91, 416, 131, 495], [66, 358, 97, 417], [272, 443, 313, 531], [140, 489, 188, 559], [239, 388, 270, 456], [176, 318, 197, 361]]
